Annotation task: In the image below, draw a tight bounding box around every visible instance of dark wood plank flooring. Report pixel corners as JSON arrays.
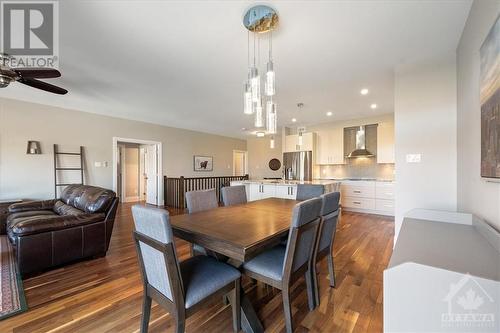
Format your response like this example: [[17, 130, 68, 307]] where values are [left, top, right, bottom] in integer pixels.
[[0, 203, 394, 333]]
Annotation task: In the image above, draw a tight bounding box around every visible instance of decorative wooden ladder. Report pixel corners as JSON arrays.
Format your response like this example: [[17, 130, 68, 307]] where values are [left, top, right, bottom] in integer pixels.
[[53, 144, 84, 198]]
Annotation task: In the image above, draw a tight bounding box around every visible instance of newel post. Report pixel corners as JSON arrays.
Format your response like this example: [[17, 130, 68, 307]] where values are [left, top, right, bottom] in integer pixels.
[[179, 176, 185, 209]]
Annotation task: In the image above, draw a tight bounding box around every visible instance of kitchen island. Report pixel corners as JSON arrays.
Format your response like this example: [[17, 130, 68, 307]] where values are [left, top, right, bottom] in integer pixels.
[[230, 179, 340, 201]]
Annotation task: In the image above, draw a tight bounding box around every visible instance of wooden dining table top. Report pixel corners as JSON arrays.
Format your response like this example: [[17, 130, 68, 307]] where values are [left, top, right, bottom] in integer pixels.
[[170, 198, 299, 262]]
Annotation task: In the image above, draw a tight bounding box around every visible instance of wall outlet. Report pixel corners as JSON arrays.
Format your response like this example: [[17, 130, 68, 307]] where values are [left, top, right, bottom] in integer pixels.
[[406, 154, 422, 163]]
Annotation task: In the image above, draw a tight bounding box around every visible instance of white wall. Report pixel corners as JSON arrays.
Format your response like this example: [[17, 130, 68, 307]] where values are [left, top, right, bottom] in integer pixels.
[[247, 136, 283, 180], [394, 55, 458, 240], [0, 98, 246, 201], [457, 0, 500, 231]]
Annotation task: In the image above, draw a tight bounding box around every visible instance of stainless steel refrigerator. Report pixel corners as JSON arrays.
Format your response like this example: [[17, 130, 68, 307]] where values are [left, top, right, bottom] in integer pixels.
[[283, 151, 313, 181]]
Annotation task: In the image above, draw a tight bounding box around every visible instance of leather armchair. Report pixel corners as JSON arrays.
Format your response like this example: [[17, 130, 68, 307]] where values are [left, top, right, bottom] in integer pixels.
[[6, 185, 118, 276]]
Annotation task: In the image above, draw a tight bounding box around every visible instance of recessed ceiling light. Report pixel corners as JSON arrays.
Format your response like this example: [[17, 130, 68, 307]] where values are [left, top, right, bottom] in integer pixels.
[[360, 88, 369, 95], [256, 131, 265, 137], [326, 111, 333, 116], [370, 103, 377, 109], [241, 127, 247, 131], [292, 118, 297, 122]]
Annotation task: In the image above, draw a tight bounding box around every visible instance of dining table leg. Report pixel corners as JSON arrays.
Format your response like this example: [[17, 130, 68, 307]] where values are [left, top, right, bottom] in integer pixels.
[[240, 284, 264, 333], [226, 258, 264, 333]]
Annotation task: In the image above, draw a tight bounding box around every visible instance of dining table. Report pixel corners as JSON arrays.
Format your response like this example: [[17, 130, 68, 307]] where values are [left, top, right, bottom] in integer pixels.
[[170, 197, 300, 333]]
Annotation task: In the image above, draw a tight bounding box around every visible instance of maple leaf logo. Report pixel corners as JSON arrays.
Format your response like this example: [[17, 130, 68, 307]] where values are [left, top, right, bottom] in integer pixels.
[[457, 289, 484, 310]]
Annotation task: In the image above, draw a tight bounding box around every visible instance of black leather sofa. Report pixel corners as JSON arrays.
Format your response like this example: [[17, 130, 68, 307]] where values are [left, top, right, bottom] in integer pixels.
[[4, 185, 118, 276]]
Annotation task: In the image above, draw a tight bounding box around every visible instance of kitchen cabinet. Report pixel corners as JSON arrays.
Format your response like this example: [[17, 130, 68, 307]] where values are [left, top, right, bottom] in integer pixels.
[[316, 128, 344, 165], [377, 121, 395, 163], [248, 183, 276, 201], [275, 185, 297, 200], [283, 132, 315, 152], [341, 180, 394, 216]]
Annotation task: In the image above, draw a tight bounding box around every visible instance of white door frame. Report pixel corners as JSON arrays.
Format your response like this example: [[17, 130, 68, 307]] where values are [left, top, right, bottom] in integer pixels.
[[232, 150, 248, 176], [112, 137, 163, 206]]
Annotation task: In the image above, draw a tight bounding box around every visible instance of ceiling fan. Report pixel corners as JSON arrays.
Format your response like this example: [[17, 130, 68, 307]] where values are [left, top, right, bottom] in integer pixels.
[[0, 54, 67, 95]]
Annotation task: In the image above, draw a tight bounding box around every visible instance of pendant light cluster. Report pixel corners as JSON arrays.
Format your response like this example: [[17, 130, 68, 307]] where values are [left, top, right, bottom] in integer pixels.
[[243, 5, 278, 147]]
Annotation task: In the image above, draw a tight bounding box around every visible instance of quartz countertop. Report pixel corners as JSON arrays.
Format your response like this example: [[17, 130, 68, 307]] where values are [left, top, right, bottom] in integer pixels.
[[238, 179, 340, 186], [317, 178, 395, 183]]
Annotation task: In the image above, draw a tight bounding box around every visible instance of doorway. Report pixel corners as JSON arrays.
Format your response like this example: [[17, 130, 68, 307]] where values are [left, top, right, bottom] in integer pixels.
[[233, 150, 248, 176], [113, 137, 163, 206]]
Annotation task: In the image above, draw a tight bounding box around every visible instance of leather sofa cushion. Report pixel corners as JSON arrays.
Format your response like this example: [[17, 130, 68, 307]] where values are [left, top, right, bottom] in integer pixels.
[[8, 213, 105, 237], [7, 210, 57, 226], [8, 200, 57, 213], [60, 185, 116, 214], [53, 200, 84, 216]]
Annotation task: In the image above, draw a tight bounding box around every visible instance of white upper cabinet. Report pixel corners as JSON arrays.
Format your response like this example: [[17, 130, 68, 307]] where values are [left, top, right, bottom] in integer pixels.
[[377, 121, 395, 163], [283, 132, 315, 152], [316, 128, 344, 165]]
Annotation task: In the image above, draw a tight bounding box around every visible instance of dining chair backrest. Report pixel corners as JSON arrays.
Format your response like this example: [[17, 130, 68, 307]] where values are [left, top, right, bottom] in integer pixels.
[[296, 184, 325, 201], [185, 188, 218, 214], [132, 205, 183, 304], [318, 192, 340, 252], [283, 197, 322, 277], [221, 185, 247, 206]]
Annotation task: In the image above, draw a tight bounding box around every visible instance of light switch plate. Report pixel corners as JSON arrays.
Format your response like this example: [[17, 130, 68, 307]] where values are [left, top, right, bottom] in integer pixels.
[[406, 154, 421, 163]]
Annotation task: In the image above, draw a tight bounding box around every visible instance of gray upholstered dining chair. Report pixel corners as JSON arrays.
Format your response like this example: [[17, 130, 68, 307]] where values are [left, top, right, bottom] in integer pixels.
[[185, 189, 219, 256], [296, 184, 325, 200], [132, 205, 241, 333], [185, 188, 218, 214], [241, 197, 322, 333], [310, 192, 340, 306], [221, 185, 247, 206]]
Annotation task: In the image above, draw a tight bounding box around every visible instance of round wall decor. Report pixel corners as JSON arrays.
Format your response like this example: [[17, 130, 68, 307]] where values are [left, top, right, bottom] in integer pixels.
[[269, 158, 281, 171]]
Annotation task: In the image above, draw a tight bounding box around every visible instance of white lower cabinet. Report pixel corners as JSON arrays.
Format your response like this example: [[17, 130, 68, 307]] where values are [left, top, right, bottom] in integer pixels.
[[275, 185, 297, 200], [248, 183, 277, 201], [341, 181, 394, 216]]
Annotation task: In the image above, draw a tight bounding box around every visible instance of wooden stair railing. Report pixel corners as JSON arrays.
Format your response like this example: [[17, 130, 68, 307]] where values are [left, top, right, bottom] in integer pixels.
[[164, 175, 249, 208]]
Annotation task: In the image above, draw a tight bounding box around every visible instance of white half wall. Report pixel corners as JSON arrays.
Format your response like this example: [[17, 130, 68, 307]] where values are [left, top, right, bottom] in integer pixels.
[[394, 55, 458, 241], [0, 98, 246, 201], [457, 0, 500, 231]]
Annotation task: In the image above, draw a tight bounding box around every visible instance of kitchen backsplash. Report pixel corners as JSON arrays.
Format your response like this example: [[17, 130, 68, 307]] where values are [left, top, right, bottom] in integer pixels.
[[319, 158, 395, 180]]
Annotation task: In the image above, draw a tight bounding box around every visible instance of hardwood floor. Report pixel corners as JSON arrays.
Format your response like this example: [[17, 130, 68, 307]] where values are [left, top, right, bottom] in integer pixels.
[[0, 203, 394, 333]]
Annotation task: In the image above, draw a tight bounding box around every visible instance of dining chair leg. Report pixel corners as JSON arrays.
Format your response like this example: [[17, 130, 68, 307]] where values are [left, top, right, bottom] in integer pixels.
[[327, 253, 336, 288], [140, 294, 152, 333], [282, 289, 293, 333], [312, 263, 320, 307], [305, 269, 316, 311], [175, 312, 186, 333], [230, 279, 241, 332]]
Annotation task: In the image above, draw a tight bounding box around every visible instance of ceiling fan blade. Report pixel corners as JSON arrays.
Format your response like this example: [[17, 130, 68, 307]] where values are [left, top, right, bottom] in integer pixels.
[[19, 78, 68, 95], [14, 68, 61, 79]]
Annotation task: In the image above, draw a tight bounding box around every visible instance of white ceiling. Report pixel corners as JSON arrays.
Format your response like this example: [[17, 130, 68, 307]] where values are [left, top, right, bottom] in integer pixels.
[[0, 0, 472, 138]]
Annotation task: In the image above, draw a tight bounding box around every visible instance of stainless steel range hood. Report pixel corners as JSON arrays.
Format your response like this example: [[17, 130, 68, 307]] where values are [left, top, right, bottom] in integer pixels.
[[347, 126, 375, 158]]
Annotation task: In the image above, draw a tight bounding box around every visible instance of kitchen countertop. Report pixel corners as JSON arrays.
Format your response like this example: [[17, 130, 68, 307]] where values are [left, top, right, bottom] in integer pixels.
[[318, 178, 395, 182], [238, 179, 340, 186]]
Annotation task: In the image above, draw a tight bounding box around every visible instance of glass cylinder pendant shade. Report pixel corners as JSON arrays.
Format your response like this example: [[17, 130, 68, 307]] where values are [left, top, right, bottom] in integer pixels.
[[270, 136, 275, 149], [266, 100, 277, 134], [298, 132, 303, 146], [243, 82, 253, 114], [254, 99, 264, 128], [250, 67, 260, 102], [265, 61, 275, 96]]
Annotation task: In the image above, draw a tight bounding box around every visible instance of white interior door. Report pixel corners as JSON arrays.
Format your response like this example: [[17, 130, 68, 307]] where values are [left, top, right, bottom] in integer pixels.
[[144, 145, 158, 205]]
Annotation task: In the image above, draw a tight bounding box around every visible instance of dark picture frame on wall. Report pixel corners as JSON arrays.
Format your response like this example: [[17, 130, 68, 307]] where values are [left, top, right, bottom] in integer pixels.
[[193, 155, 213, 172], [479, 14, 500, 179]]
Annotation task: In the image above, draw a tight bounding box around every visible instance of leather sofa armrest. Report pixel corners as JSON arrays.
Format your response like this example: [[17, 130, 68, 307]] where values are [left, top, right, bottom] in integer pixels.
[[8, 199, 57, 213]]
